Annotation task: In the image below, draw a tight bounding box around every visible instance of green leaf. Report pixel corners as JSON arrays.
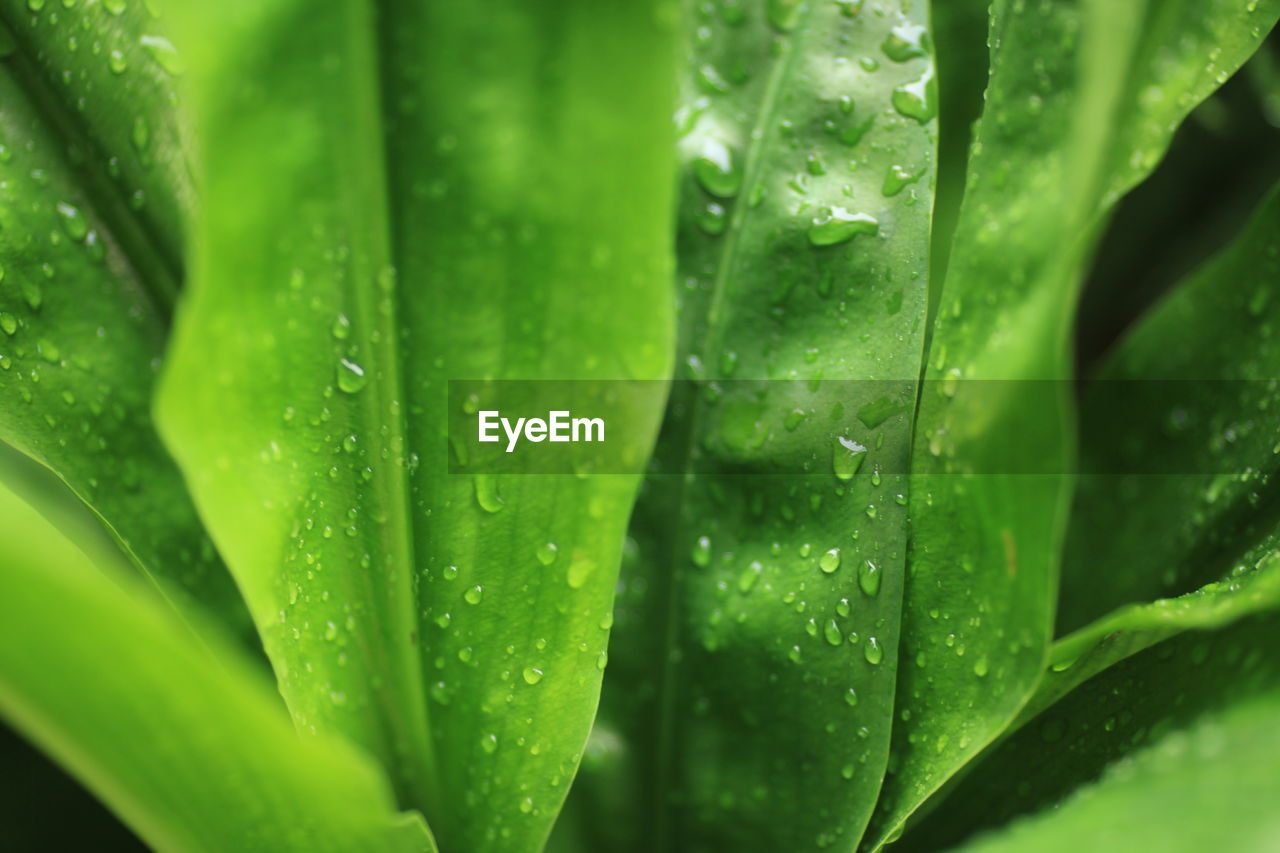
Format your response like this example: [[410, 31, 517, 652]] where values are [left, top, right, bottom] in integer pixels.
[[901, 610, 1280, 851], [572, 2, 938, 850], [870, 0, 1280, 846], [951, 683, 1280, 853], [155, 0, 675, 849], [0, 0, 191, 266], [885, 179, 1280, 850], [0, 1, 245, 626], [0, 479, 433, 853], [1060, 183, 1280, 633]]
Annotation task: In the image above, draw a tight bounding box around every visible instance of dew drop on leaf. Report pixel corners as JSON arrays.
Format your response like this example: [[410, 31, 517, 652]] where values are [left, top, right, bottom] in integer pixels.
[[833, 436, 867, 480], [522, 666, 543, 685], [536, 542, 558, 565], [766, 0, 802, 32], [858, 559, 881, 597], [892, 71, 938, 123], [881, 24, 930, 62], [808, 207, 879, 247], [56, 202, 88, 241], [819, 548, 841, 573], [692, 138, 742, 198], [691, 535, 712, 567], [335, 357, 367, 392], [140, 34, 184, 75]]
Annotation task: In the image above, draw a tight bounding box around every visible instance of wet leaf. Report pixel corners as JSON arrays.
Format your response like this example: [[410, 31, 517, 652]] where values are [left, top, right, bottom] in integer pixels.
[[870, 2, 1280, 846], [0, 0, 245, 628], [573, 1, 937, 850], [156, 0, 675, 849]]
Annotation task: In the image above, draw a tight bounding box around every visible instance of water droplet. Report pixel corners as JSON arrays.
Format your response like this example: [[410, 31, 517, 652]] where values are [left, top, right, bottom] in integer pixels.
[[0, 314, 16, 336], [37, 338, 60, 363], [463, 585, 483, 604], [695, 201, 728, 235], [536, 542, 558, 565], [331, 313, 351, 340], [841, 764, 855, 780], [692, 139, 742, 198], [824, 619, 843, 646], [335, 357, 368, 392], [442, 565, 459, 580], [766, 0, 803, 32], [738, 560, 762, 592], [892, 70, 938, 123], [819, 548, 841, 573], [973, 656, 989, 677], [26, 0, 46, 11], [473, 474, 504, 512], [481, 733, 499, 754], [883, 164, 925, 197], [108, 50, 128, 74], [522, 666, 544, 685], [131, 115, 150, 152], [140, 34, 184, 74], [864, 636, 883, 664], [833, 436, 867, 480], [844, 687, 859, 706], [881, 24, 930, 62], [808, 207, 879, 246], [858, 560, 881, 597], [691, 535, 712, 567], [596, 650, 609, 670], [695, 64, 731, 95], [56, 202, 88, 241]]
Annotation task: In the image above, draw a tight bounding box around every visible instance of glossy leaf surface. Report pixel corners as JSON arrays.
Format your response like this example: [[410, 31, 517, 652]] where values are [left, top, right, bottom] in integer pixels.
[[871, 2, 1280, 845], [577, 1, 938, 850], [0, 0, 243, 625], [1060, 183, 1280, 632], [157, 0, 675, 849]]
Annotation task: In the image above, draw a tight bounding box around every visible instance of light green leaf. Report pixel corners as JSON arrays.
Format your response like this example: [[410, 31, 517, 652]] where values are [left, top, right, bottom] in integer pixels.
[[156, 0, 675, 849], [0, 0, 244, 626], [871, 0, 1280, 846], [0, 479, 433, 853], [953, 685, 1280, 853], [574, 1, 938, 849]]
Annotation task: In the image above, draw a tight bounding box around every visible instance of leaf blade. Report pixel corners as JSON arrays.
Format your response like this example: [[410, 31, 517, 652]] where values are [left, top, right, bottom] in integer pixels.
[[0, 479, 434, 853]]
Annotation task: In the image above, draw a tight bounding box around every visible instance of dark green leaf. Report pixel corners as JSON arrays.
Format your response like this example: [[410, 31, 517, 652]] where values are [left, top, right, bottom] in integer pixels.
[[1060, 184, 1280, 632], [575, 1, 938, 849], [0, 0, 244, 626], [871, 1, 1280, 846]]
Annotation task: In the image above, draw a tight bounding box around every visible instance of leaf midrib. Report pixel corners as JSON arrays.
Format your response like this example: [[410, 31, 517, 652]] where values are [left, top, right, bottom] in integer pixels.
[[650, 9, 815, 846]]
